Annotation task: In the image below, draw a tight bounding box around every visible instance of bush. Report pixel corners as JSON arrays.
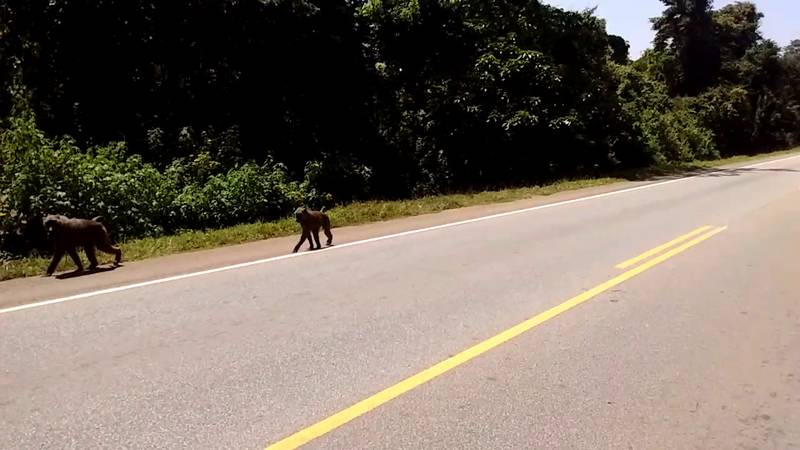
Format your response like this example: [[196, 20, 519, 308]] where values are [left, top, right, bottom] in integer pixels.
[[0, 116, 309, 256], [614, 62, 719, 163], [301, 155, 373, 205], [638, 103, 718, 163], [688, 85, 753, 155], [170, 162, 305, 230], [0, 115, 171, 241]]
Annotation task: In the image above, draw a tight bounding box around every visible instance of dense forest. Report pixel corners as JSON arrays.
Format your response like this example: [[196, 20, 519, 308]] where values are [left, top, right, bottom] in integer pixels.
[[1, 0, 799, 257]]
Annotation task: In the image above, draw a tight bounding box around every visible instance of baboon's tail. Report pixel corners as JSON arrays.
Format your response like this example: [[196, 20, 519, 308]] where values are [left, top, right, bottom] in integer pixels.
[[320, 206, 326, 213], [91, 216, 106, 224]]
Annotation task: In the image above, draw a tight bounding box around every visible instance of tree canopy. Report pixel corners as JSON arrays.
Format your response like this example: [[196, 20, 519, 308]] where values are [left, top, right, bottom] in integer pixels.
[[1, 0, 798, 256]]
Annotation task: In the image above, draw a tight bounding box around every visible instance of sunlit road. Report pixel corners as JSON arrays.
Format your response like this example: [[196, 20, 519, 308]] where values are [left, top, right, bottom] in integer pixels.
[[2, 155, 800, 449]]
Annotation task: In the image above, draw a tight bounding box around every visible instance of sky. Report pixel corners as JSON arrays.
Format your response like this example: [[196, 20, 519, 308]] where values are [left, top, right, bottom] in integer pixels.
[[544, 0, 800, 57]]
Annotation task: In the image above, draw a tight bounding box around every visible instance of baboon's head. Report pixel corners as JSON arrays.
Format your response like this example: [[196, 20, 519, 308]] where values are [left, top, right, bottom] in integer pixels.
[[294, 207, 308, 222], [42, 214, 64, 234]]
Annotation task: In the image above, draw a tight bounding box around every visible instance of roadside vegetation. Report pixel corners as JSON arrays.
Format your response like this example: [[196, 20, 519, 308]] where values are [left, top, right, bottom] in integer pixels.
[[2, 148, 796, 281], [1, 1, 799, 280]]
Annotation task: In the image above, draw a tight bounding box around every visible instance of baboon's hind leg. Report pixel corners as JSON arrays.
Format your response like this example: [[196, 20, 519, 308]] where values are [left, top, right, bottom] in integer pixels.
[[312, 229, 322, 250], [322, 216, 333, 246], [85, 245, 99, 269], [97, 241, 122, 265]]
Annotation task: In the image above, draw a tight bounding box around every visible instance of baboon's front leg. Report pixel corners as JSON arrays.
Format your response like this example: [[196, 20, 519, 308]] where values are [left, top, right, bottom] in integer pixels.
[[293, 231, 309, 253], [46, 249, 65, 276]]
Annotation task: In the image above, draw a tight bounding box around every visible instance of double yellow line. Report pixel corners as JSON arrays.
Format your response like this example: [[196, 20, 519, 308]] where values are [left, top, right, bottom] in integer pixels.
[[266, 225, 727, 449], [615, 225, 720, 270]]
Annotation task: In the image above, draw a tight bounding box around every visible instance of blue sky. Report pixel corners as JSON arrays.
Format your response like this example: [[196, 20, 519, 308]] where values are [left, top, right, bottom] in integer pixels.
[[544, 0, 799, 57]]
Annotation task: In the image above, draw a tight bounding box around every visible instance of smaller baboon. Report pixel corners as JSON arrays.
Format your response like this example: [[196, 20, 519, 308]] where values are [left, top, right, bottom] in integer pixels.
[[43, 214, 122, 276], [293, 207, 333, 253]]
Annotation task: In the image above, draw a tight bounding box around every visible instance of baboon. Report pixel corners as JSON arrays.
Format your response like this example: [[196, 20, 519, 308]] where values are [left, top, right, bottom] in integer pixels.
[[43, 214, 122, 276], [292, 207, 333, 253]]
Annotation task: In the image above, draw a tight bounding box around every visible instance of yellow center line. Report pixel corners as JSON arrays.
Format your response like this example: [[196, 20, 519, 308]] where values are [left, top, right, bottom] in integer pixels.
[[615, 225, 713, 270], [265, 225, 728, 450]]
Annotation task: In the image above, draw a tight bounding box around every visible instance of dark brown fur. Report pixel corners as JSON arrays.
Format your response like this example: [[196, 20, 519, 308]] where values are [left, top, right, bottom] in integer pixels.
[[292, 207, 333, 253], [43, 214, 122, 276]]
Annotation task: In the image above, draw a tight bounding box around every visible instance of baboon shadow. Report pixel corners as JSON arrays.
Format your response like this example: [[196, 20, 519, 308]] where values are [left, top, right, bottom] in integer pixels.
[[55, 265, 121, 280], [301, 244, 335, 253], [623, 165, 800, 182]]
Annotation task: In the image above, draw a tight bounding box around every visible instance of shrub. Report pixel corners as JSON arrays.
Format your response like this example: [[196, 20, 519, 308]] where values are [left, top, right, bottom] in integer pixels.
[[638, 103, 718, 163], [0, 116, 309, 256], [688, 85, 753, 155], [0, 115, 171, 241], [171, 162, 305, 230], [614, 62, 719, 163]]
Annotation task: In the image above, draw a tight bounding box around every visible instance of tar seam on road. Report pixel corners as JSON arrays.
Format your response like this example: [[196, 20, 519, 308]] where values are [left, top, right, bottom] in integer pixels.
[[265, 225, 728, 449], [1, 153, 795, 315]]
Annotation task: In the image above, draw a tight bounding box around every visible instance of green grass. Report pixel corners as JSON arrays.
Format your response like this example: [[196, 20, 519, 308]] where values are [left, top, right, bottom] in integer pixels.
[[695, 149, 800, 167], [2, 148, 797, 281]]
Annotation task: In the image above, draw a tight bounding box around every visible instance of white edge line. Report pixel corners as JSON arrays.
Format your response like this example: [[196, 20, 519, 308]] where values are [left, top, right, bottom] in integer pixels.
[[3, 153, 799, 315]]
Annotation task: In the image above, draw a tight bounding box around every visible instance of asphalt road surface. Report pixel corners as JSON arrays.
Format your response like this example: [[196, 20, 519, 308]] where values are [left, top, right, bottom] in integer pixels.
[[2, 155, 800, 449]]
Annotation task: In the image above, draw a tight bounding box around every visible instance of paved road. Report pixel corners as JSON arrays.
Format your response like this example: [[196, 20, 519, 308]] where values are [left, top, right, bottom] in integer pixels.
[[2, 155, 800, 449]]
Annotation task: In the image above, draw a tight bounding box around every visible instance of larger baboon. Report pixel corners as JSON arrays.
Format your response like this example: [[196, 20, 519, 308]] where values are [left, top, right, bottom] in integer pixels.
[[43, 214, 122, 276], [293, 207, 333, 253]]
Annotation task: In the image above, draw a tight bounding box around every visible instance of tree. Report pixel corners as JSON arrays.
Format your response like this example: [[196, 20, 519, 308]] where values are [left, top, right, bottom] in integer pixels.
[[714, 2, 763, 82], [608, 34, 630, 64], [0, 0, 375, 176], [714, 2, 762, 57], [362, 0, 642, 193], [777, 40, 800, 146], [652, 0, 719, 95], [781, 40, 800, 90]]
